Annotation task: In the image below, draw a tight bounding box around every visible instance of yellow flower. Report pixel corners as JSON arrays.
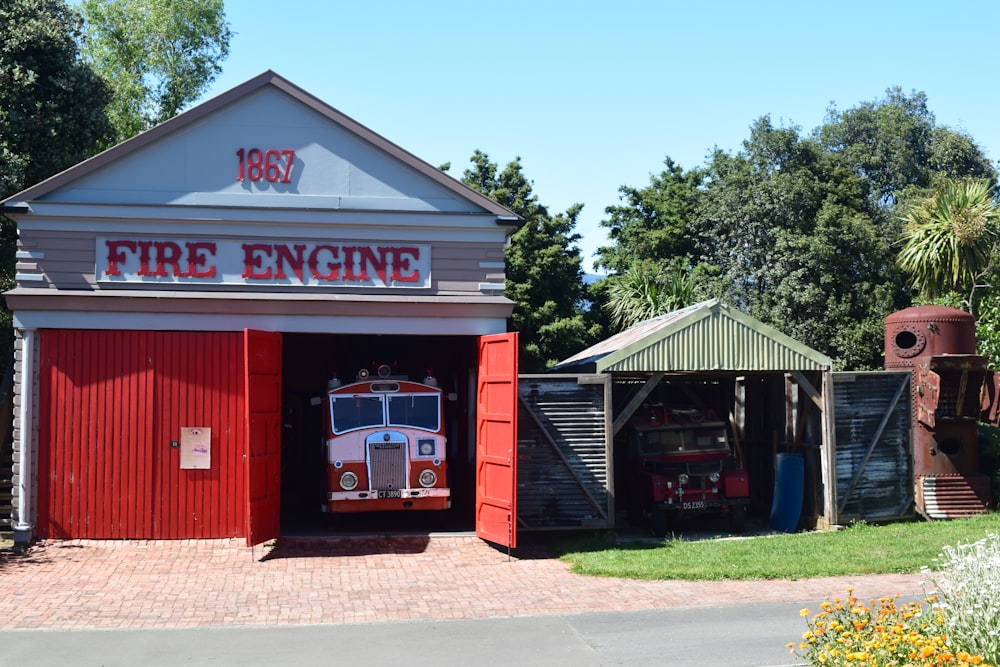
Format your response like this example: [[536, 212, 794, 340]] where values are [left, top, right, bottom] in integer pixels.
[[800, 608, 811, 617]]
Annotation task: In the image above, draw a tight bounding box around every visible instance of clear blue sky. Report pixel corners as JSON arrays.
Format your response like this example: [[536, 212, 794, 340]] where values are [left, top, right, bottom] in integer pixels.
[[198, 0, 1000, 272]]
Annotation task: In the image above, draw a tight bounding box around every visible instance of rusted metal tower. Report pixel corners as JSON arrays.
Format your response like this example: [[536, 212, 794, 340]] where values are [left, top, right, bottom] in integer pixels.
[[885, 305, 992, 518]]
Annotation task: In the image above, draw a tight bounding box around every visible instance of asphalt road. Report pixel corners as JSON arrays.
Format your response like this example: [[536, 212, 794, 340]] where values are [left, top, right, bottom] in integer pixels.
[[1, 602, 811, 666]]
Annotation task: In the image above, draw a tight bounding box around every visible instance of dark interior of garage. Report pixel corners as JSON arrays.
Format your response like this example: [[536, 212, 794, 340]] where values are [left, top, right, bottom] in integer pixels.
[[611, 373, 824, 535], [279, 333, 480, 535]]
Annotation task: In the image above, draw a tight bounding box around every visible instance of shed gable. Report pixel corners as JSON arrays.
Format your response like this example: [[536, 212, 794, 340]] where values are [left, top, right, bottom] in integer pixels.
[[554, 300, 832, 373]]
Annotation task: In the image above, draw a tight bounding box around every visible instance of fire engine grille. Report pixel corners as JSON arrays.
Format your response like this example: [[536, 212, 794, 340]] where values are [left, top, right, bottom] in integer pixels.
[[369, 440, 407, 490]]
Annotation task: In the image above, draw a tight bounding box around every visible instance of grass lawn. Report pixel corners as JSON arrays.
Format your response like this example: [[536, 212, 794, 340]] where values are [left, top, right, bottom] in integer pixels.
[[551, 513, 1000, 581]]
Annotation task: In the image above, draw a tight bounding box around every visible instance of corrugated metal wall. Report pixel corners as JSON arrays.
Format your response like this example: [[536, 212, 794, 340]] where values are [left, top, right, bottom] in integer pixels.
[[830, 372, 914, 523], [516, 375, 612, 530], [37, 330, 246, 539]]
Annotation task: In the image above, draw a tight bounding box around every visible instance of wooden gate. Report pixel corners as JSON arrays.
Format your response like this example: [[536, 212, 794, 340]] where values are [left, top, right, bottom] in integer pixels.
[[826, 371, 914, 524], [516, 374, 613, 530]]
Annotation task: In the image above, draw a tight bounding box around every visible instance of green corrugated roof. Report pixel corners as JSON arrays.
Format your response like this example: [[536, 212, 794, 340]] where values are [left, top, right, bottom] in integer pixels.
[[552, 299, 832, 373]]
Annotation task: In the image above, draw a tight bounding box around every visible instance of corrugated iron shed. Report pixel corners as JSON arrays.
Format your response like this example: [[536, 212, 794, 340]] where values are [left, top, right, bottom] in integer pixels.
[[552, 299, 832, 373]]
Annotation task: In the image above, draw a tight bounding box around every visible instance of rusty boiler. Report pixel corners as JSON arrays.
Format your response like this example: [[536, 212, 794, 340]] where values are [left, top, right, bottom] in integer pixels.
[[885, 305, 991, 518]]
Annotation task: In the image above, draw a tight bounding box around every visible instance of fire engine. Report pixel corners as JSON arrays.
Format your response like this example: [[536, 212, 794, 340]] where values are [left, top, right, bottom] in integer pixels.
[[323, 364, 449, 512], [626, 405, 750, 536]]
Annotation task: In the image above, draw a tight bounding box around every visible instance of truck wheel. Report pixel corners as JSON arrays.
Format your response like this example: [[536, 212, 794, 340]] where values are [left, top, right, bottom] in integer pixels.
[[652, 508, 669, 538], [730, 505, 747, 533]]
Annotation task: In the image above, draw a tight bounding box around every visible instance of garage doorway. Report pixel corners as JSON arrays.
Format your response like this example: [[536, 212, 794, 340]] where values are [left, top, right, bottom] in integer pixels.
[[278, 333, 482, 535]]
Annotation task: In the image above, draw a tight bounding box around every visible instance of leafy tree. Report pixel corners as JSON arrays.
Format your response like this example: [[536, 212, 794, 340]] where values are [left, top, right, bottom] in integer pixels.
[[1, 0, 113, 198], [694, 118, 831, 309], [1, 0, 114, 350], [460, 151, 601, 371], [80, 0, 231, 143], [817, 88, 936, 212], [599, 90, 997, 370], [929, 126, 998, 182], [817, 87, 996, 231], [689, 117, 912, 368], [760, 202, 906, 370], [596, 157, 703, 274], [975, 295, 1000, 369]]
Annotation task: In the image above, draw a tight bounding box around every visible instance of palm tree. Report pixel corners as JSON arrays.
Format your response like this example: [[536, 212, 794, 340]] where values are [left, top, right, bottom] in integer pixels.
[[604, 259, 696, 330], [897, 178, 999, 300]]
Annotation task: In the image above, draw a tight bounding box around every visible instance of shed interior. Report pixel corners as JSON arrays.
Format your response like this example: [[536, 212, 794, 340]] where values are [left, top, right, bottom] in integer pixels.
[[279, 333, 480, 534], [609, 371, 826, 534]]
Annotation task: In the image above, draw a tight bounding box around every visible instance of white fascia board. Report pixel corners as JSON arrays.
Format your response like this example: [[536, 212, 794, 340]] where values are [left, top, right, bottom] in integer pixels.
[[13, 310, 509, 336]]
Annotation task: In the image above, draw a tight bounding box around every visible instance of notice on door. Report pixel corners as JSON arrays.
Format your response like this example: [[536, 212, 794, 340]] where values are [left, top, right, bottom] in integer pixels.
[[180, 427, 212, 469]]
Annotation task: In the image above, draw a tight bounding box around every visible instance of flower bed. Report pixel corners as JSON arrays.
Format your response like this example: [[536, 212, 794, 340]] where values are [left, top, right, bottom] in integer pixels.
[[791, 531, 1000, 666]]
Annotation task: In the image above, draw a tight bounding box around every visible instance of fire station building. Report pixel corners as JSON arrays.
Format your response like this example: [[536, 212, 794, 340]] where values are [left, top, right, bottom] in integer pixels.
[[2, 71, 521, 547]]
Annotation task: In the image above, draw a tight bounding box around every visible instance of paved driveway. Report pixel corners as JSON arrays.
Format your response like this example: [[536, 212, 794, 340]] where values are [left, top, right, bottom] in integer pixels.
[[0, 534, 924, 630]]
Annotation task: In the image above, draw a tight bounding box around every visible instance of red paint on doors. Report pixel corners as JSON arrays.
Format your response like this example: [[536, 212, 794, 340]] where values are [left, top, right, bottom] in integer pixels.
[[36, 330, 246, 539], [475, 332, 519, 548], [244, 329, 282, 546]]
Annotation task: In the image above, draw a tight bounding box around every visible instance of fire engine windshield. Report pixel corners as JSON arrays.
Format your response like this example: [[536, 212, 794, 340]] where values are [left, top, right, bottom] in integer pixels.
[[387, 394, 440, 431], [330, 395, 384, 433], [636, 426, 729, 456]]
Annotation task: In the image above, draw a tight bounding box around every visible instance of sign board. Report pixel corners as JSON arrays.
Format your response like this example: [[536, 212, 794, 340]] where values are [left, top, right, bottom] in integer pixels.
[[96, 237, 432, 288], [180, 427, 212, 469]]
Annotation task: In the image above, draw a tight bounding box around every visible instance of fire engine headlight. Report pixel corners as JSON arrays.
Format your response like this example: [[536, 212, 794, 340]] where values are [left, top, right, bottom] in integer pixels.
[[677, 473, 689, 485], [709, 472, 720, 483], [340, 472, 358, 491], [418, 439, 436, 456], [418, 469, 437, 488]]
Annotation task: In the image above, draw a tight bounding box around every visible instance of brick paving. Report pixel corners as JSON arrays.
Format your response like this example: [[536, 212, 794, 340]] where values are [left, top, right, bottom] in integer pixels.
[[0, 534, 925, 630]]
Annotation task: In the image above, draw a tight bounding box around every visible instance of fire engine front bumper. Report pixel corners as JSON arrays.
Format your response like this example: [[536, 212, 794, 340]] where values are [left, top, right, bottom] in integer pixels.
[[327, 488, 451, 513], [657, 497, 750, 512]]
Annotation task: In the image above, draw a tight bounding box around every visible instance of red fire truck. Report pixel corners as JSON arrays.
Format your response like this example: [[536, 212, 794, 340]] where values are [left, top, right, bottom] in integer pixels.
[[626, 406, 750, 536], [324, 364, 449, 512]]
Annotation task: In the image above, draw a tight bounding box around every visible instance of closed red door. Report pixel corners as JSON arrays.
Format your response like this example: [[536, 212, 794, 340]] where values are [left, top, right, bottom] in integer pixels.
[[37, 330, 246, 539], [475, 332, 519, 548], [245, 329, 283, 546], [37, 330, 155, 538]]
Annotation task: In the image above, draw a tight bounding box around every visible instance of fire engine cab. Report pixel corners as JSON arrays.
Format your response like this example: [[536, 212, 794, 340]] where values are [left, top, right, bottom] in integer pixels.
[[323, 364, 450, 512], [625, 405, 750, 536]]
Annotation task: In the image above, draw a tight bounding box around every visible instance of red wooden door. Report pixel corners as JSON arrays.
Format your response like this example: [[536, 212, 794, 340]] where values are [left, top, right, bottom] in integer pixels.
[[37, 330, 155, 538], [245, 329, 283, 546], [475, 332, 519, 548]]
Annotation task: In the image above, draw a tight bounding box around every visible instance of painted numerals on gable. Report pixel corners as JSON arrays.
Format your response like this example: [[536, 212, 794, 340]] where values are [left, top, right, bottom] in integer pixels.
[[236, 148, 296, 184]]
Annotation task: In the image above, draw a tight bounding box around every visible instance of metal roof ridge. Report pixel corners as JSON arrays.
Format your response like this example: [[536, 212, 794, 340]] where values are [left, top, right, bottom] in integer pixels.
[[552, 298, 834, 373]]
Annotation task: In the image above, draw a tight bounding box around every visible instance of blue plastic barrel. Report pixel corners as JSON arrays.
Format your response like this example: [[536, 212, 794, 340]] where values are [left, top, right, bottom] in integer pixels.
[[770, 452, 804, 532]]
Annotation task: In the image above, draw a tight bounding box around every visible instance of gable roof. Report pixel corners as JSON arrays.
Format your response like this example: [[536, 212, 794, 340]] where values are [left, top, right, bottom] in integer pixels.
[[552, 299, 832, 373], [2, 70, 520, 222]]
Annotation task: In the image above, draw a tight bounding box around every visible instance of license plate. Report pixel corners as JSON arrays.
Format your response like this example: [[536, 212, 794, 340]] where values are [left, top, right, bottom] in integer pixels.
[[378, 490, 402, 499], [682, 501, 706, 510]]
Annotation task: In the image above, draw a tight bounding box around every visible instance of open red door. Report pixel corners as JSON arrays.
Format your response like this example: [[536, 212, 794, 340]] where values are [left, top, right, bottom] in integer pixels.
[[245, 329, 282, 546], [475, 332, 519, 548]]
